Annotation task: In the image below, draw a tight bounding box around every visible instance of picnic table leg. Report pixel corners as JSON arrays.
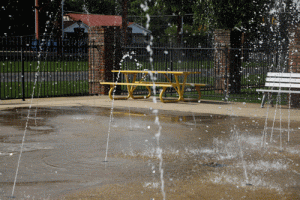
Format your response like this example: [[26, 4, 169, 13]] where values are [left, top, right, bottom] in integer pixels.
[[128, 73, 152, 99], [159, 87, 180, 103], [108, 85, 130, 100], [182, 86, 202, 102], [125, 74, 133, 99], [195, 86, 202, 101], [130, 86, 151, 99], [174, 75, 185, 101]]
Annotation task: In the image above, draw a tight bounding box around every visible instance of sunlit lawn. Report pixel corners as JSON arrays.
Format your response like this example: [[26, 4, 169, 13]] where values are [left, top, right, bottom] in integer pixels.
[[1, 80, 88, 99], [0, 61, 88, 72]]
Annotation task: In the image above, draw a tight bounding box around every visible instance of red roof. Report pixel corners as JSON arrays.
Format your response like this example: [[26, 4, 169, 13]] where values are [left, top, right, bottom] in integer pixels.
[[66, 13, 122, 27]]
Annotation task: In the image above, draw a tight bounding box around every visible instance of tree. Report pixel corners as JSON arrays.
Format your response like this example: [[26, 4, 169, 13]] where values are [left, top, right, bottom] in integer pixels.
[[164, 24, 210, 46], [192, 0, 271, 32], [191, 0, 274, 94], [154, 0, 195, 44], [0, 0, 35, 36]]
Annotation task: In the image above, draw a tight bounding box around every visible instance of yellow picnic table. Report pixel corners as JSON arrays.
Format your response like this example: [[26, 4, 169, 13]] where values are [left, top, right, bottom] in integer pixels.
[[100, 70, 206, 103]]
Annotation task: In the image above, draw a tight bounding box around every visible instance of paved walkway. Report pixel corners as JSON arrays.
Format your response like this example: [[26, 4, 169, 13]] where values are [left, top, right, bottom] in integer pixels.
[[1, 96, 299, 122]]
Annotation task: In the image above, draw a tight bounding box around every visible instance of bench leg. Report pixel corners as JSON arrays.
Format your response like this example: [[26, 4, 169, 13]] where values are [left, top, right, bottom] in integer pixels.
[[196, 86, 202, 101], [159, 87, 180, 103], [261, 93, 266, 108], [269, 93, 274, 107], [130, 86, 151, 99], [108, 85, 130, 100]]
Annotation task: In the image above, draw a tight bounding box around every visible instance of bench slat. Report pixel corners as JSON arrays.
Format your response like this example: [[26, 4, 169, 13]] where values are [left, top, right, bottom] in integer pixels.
[[256, 89, 300, 94], [266, 77, 300, 83], [265, 83, 300, 88], [267, 72, 300, 78]]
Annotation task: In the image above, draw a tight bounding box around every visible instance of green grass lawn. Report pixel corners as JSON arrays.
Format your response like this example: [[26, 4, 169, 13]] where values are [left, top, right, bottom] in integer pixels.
[[1, 61, 88, 72], [1, 59, 269, 73], [1, 80, 88, 99]]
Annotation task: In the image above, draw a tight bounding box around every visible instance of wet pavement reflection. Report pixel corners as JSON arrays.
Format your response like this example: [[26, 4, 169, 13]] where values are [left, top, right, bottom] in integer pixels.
[[0, 106, 299, 199]]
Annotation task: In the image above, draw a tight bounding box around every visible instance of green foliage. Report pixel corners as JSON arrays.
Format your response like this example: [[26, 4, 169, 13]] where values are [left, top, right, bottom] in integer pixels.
[[154, 0, 195, 16], [193, 0, 271, 31], [163, 24, 209, 45]]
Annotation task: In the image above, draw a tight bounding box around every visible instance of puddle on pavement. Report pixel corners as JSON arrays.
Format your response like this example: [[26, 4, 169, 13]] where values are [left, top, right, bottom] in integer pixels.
[[0, 106, 299, 199]]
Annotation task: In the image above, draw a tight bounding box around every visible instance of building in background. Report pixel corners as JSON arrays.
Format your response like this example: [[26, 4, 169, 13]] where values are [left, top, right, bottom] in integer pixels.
[[63, 13, 151, 44]]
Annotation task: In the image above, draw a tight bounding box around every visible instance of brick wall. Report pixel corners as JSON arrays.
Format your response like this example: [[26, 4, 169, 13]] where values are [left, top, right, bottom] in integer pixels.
[[288, 24, 300, 107], [214, 29, 231, 94], [289, 24, 300, 72]]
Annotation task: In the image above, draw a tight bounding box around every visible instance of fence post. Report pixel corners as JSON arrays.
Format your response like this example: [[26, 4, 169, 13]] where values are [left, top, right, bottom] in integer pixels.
[[224, 47, 229, 101], [21, 36, 25, 101]]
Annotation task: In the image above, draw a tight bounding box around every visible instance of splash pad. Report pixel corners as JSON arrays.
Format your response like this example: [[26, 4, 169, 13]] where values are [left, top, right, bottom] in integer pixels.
[[0, 98, 299, 199]]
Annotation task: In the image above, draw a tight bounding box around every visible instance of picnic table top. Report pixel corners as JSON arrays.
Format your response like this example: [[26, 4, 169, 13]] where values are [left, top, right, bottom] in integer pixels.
[[111, 70, 201, 75]]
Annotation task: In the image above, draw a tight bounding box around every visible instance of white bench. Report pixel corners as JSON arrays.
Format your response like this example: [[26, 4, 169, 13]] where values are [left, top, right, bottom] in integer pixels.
[[256, 72, 300, 108]]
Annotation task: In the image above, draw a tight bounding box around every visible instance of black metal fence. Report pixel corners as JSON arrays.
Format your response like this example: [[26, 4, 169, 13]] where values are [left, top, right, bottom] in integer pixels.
[[0, 35, 89, 100], [120, 43, 289, 102], [0, 35, 289, 103], [120, 44, 223, 100]]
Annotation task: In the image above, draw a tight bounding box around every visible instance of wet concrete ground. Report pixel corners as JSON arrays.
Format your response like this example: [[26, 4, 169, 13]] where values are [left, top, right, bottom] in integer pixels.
[[0, 105, 299, 199]]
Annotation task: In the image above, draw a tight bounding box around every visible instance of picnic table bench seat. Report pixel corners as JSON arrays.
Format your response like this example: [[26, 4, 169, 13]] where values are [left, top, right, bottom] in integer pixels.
[[100, 81, 207, 103]]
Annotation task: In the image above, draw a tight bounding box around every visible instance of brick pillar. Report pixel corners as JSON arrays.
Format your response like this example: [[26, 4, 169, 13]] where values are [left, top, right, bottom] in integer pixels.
[[214, 29, 230, 94], [288, 23, 300, 107], [88, 26, 121, 95]]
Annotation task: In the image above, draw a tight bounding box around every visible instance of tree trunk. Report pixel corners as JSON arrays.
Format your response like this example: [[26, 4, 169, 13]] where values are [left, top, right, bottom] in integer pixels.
[[177, 15, 182, 45], [122, 0, 128, 46], [229, 30, 242, 94]]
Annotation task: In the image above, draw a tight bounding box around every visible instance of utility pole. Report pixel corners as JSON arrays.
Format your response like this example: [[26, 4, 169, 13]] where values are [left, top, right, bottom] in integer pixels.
[[56, 0, 62, 55], [35, 0, 39, 40], [62, 0, 64, 41]]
